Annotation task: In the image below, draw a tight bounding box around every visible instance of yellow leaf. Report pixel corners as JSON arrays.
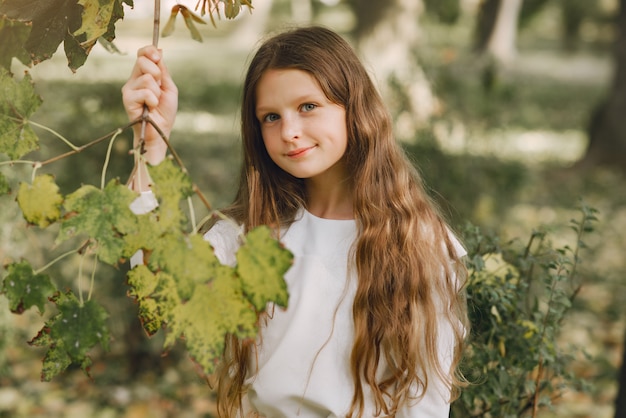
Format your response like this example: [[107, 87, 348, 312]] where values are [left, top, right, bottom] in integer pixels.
[[490, 305, 502, 324], [17, 174, 63, 228], [161, 5, 180, 38], [74, 0, 116, 47]]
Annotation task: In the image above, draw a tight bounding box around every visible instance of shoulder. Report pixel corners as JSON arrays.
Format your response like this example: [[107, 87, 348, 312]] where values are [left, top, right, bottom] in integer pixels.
[[447, 228, 467, 259], [203, 219, 243, 267]]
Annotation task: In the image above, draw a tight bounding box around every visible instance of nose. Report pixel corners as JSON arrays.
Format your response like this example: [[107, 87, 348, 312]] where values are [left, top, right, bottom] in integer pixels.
[[281, 114, 300, 142]]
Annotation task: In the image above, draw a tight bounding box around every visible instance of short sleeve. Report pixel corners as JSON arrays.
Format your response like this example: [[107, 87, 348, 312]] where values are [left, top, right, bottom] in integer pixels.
[[203, 220, 243, 267], [129, 191, 159, 268]]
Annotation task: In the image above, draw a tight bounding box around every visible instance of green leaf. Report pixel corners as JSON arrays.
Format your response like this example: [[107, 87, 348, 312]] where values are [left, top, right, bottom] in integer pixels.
[[236, 226, 292, 311], [165, 271, 258, 374], [58, 180, 138, 265], [127, 265, 180, 336], [122, 211, 160, 256], [149, 233, 223, 300], [64, 0, 125, 70], [100, 0, 132, 44], [0, 172, 10, 195], [16, 174, 63, 228], [74, 0, 115, 47], [0, 0, 129, 71], [0, 0, 83, 66], [1, 260, 56, 314], [29, 291, 109, 381], [147, 159, 193, 231], [0, 17, 31, 70], [0, 68, 42, 159]]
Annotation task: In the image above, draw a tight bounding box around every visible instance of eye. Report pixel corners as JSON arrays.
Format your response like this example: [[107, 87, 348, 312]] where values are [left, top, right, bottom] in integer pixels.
[[263, 113, 280, 123], [301, 103, 317, 112]]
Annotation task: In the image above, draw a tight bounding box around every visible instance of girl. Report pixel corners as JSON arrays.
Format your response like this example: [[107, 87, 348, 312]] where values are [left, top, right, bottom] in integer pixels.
[[123, 26, 468, 418]]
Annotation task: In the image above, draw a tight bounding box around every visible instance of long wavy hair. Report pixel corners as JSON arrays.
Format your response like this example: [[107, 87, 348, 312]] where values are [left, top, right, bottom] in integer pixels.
[[215, 26, 468, 417]]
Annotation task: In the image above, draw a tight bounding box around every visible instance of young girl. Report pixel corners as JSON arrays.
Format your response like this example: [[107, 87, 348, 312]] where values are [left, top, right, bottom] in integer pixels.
[[123, 26, 468, 418]]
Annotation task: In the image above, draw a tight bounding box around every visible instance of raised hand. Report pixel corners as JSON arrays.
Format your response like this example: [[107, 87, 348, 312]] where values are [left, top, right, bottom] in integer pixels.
[[122, 46, 178, 166]]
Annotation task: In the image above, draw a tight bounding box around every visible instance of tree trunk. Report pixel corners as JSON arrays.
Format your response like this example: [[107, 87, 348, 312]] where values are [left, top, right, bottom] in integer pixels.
[[348, 0, 436, 139], [580, 0, 626, 171], [485, 0, 523, 63], [474, 0, 500, 52]]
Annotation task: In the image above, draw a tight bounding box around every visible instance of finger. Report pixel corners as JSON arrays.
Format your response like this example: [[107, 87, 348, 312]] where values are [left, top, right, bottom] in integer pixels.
[[129, 56, 163, 86], [136, 45, 162, 63], [157, 57, 177, 94], [122, 82, 161, 113]]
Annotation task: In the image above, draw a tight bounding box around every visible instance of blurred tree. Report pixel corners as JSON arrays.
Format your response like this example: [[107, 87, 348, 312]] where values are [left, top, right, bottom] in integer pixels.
[[559, 0, 601, 51], [423, 0, 461, 25], [346, 0, 437, 137], [474, 0, 550, 53], [485, 0, 523, 63], [581, 0, 626, 171]]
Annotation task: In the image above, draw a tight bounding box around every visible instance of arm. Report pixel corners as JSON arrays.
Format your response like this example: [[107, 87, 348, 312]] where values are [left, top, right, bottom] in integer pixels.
[[122, 46, 179, 192]]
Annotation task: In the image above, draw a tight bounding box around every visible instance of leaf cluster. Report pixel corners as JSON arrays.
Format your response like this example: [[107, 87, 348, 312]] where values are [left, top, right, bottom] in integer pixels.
[[162, 0, 253, 42], [451, 203, 598, 417], [0, 43, 291, 381], [0, 0, 133, 72]]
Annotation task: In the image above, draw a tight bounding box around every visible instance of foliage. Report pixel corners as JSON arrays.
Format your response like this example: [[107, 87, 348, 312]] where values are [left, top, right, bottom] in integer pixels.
[[0, 68, 42, 159], [0, 0, 294, 383], [0, 0, 133, 71], [424, 0, 461, 25], [451, 203, 598, 417]]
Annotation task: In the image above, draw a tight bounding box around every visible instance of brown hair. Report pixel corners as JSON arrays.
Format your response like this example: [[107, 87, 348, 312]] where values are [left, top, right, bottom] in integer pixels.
[[216, 26, 468, 417]]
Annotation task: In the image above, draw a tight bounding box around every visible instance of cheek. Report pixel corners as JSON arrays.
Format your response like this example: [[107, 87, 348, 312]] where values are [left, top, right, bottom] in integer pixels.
[[261, 127, 280, 153]]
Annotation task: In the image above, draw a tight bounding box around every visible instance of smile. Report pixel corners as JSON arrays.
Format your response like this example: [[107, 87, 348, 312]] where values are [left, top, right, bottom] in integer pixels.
[[286, 146, 316, 158]]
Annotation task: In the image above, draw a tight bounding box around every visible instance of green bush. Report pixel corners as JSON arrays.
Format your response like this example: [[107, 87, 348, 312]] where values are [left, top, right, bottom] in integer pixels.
[[452, 203, 597, 417]]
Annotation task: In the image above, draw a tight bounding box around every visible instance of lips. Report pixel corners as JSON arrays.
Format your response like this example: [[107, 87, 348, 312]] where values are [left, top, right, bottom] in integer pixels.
[[286, 146, 315, 158]]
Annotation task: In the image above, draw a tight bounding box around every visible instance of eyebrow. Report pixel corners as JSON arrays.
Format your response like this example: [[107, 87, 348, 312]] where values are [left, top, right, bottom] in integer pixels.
[[256, 93, 326, 115]]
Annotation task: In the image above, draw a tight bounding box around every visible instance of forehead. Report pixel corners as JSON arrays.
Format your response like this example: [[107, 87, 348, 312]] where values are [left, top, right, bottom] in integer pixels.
[[255, 69, 325, 104]]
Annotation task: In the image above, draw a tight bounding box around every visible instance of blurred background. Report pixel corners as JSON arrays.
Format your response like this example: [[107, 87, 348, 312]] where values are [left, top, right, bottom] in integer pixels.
[[0, 0, 625, 417]]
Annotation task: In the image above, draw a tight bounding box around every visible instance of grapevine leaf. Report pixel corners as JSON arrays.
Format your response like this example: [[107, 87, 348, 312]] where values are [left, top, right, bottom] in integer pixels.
[[149, 233, 222, 300], [0, 17, 31, 70], [57, 180, 138, 265], [236, 226, 292, 311], [122, 211, 161, 256], [0, 172, 9, 195], [127, 265, 180, 336], [100, 0, 132, 43], [0, 68, 42, 159], [74, 0, 116, 47], [17, 174, 63, 228], [64, 26, 90, 71], [0, 0, 83, 66], [1, 260, 56, 314], [165, 271, 258, 374], [40, 343, 74, 381], [0, 0, 129, 71], [147, 159, 193, 231], [29, 291, 110, 381]]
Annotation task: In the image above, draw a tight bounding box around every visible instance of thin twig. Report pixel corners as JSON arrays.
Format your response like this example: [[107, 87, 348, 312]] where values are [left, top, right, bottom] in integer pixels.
[[101, 128, 123, 189], [144, 116, 213, 211], [39, 121, 136, 167], [139, 0, 162, 153]]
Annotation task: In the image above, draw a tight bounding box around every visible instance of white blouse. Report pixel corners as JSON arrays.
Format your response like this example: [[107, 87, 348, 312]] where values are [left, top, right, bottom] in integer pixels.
[[205, 208, 464, 418]]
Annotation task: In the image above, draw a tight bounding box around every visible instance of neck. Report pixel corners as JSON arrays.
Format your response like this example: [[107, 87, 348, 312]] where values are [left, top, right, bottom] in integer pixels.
[[305, 170, 354, 220]]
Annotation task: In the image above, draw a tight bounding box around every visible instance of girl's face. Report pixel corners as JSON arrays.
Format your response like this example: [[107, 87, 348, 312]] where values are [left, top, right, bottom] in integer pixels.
[[255, 69, 348, 183]]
